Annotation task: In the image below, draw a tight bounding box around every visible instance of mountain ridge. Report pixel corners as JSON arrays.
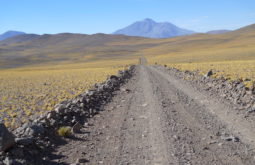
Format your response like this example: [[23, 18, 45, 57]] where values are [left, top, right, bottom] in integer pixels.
[[0, 22, 254, 69], [206, 30, 231, 34], [113, 18, 195, 38]]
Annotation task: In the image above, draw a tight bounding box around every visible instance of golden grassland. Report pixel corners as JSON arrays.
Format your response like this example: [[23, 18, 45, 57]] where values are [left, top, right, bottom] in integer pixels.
[[148, 53, 255, 89], [145, 38, 255, 88], [144, 25, 255, 88], [0, 59, 136, 128], [169, 60, 255, 88]]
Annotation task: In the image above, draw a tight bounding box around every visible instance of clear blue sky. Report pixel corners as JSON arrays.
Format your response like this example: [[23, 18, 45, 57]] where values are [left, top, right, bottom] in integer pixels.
[[1, 0, 255, 34]]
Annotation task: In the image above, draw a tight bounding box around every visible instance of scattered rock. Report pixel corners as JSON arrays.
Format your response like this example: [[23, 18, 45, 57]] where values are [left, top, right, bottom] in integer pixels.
[[204, 70, 213, 77], [221, 135, 240, 142], [246, 90, 253, 95], [30, 124, 45, 136], [142, 103, 148, 107], [0, 66, 136, 164], [76, 158, 89, 163], [247, 105, 255, 113], [0, 123, 15, 152], [72, 122, 83, 134], [15, 137, 33, 146], [3, 157, 14, 165], [203, 146, 209, 150], [173, 135, 180, 140], [46, 111, 56, 119], [54, 104, 66, 114], [208, 141, 217, 145], [109, 75, 119, 80], [120, 88, 131, 93]]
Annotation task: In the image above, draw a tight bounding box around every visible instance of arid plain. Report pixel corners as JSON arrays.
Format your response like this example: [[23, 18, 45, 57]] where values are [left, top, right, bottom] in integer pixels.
[[0, 23, 255, 128]]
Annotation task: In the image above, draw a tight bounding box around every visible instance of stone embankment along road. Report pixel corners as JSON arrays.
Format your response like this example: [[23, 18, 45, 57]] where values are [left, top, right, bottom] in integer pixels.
[[51, 61, 255, 165], [0, 66, 135, 165]]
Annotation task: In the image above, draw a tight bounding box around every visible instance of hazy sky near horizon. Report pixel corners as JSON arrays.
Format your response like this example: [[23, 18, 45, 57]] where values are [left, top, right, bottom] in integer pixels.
[[1, 0, 255, 34]]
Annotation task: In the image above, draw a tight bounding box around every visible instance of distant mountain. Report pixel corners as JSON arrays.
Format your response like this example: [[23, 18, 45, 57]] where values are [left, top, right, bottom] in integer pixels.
[[0, 31, 26, 41], [113, 18, 195, 38], [206, 30, 231, 34]]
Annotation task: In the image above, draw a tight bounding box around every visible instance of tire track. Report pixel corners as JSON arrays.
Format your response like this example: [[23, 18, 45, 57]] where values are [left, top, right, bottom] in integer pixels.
[[147, 66, 254, 164], [52, 64, 255, 165]]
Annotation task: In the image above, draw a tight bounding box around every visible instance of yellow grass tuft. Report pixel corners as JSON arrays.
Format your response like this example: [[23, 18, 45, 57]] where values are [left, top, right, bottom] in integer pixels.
[[57, 126, 71, 137]]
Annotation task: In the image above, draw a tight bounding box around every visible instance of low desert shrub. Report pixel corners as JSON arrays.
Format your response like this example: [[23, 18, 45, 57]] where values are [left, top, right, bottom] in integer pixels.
[[57, 126, 71, 137]]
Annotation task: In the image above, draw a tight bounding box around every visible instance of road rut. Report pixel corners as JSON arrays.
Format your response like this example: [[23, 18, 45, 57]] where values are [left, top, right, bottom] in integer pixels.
[[52, 65, 255, 165]]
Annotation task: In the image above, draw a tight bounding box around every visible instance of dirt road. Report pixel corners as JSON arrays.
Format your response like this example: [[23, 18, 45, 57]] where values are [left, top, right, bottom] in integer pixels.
[[52, 64, 255, 165]]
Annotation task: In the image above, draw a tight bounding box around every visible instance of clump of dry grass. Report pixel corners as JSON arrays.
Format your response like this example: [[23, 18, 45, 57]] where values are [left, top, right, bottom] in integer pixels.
[[57, 126, 71, 137]]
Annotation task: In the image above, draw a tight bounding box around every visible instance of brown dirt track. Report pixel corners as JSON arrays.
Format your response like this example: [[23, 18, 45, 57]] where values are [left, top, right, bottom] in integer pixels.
[[50, 63, 255, 165]]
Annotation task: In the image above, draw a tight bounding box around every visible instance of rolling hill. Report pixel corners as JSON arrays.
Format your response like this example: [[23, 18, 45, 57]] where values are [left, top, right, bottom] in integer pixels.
[[0, 23, 254, 69], [0, 33, 148, 68], [0, 34, 40, 46], [113, 18, 195, 38], [143, 23, 255, 64], [206, 30, 231, 34]]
